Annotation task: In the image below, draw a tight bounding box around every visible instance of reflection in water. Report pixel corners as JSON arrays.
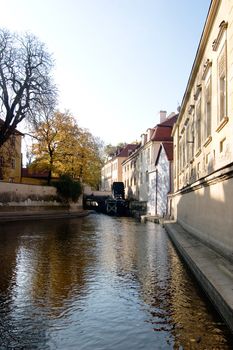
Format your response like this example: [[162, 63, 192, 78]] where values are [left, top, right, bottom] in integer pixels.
[[0, 214, 232, 349]]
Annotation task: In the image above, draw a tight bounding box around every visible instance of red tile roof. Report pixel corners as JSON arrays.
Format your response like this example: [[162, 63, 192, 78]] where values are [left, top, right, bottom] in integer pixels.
[[150, 114, 178, 142], [155, 142, 173, 165], [151, 126, 173, 142], [116, 144, 139, 157], [21, 168, 50, 178], [163, 142, 173, 161], [157, 114, 178, 127]]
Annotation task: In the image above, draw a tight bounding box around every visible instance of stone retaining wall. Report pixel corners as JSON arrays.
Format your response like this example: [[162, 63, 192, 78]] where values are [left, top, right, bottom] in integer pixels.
[[0, 181, 65, 211]]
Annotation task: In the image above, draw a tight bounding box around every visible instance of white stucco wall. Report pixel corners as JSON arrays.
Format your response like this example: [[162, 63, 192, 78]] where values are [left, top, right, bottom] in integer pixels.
[[147, 147, 170, 216], [156, 147, 170, 216], [147, 171, 156, 215], [173, 175, 233, 261]]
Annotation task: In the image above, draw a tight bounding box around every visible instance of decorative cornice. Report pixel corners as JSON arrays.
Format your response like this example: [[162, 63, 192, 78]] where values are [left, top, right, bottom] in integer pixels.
[[189, 158, 194, 164], [203, 135, 212, 147], [180, 126, 185, 135], [216, 116, 229, 133], [202, 59, 212, 80], [194, 84, 202, 101], [188, 105, 194, 115], [195, 148, 201, 158], [212, 21, 228, 51], [174, 162, 233, 195], [175, 0, 221, 123], [184, 117, 189, 126]]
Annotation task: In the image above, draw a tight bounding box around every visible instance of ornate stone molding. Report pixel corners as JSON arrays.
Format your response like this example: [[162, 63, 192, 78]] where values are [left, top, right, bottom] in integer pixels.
[[203, 135, 212, 148], [188, 104, 194, 115], [216, 116, 229, 133], [175, 162, 233, 195], [195, 148, 201, 158], [212, 21, 228, 51], [184, 117, 189, 126], [202, 59, 212, 80], [194, 84, 202, 101]]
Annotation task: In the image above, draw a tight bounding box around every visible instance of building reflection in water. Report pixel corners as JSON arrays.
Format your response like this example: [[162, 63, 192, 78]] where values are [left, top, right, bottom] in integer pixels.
[[0, 215, 231, 349], [96, 217, 232, 349]]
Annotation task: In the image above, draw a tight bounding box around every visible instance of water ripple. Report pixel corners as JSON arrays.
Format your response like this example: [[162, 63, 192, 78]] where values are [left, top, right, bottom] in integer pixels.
[[0, 215, 232, 349]]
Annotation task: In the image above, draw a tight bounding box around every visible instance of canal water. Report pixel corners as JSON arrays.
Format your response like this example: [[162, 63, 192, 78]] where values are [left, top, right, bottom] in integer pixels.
[[0, 214, 232, 349]]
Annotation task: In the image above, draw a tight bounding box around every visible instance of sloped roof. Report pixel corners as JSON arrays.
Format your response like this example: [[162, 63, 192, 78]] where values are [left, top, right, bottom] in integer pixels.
[[0, 118, 24, 136], [157, 114, 178, 127], [155, 142, 173, 165], [150, 114, 178, 142], [163, 142, 173, 161], [116, 143, 139, 157], [21, 168, 50, 178], [151, 126, 173, 142]]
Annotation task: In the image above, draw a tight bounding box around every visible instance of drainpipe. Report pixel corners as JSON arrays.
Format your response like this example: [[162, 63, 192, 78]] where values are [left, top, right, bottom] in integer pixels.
[[155, 168, 158, 215], [167, 161, 172, 216]]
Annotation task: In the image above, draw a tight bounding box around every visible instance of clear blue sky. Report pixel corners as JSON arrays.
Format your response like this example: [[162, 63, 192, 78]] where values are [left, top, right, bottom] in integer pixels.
[[0, 0, 211, 145]]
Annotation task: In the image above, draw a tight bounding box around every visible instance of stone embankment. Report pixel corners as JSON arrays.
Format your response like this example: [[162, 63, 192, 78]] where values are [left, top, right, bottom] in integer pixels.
[[0, 209, 92, 222], [164, 221, 233, 334], [140, 214, 233, 334], [0, 181, 91, 222]]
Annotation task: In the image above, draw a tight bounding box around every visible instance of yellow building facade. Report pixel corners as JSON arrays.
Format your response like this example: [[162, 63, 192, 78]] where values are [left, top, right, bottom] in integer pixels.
[[0, 131, 22, 183], [172, 0, 233, 261]]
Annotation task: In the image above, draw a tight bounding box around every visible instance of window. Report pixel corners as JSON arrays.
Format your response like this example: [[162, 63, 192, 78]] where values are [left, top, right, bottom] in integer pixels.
[[11, 158, 16, 169], [190, 116, 194, 159], [174, 145, 176, 178], [196, 100, 201, 150], [186, 125, 190, 161], [10, 135, 16, 147], [134, 175, 136, 185], [147, 149, 150, 162], [220, 137, 226, 153], [182, 139, 185, 167], [218, 44, 227, 122], [179, 143, 182, 172], [205, 77, 212, 138]]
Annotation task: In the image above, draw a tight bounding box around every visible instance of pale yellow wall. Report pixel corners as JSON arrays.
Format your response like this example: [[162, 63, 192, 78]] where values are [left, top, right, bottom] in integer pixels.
[[173, 173, 233, 261], [174, 0, 233, 192], [172, 0, 233, 259]]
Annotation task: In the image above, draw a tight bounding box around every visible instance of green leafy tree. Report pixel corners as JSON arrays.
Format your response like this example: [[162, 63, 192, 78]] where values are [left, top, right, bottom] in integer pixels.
[[52, 175, 82, 203], [104, 142, 127, 158]]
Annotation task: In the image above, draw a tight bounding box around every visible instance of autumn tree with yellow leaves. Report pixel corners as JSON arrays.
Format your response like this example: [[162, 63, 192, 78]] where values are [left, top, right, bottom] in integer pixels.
[[29, 110, 103, 188]]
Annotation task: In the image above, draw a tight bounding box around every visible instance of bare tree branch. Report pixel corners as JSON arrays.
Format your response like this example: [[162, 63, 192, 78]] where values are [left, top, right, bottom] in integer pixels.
[[0, 28, 57, 149]]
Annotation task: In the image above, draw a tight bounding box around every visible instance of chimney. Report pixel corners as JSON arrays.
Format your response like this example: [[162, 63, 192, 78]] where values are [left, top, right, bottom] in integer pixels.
[[159, 110, 167, 123], [141, 133, 147, 146], [147, 128, 153, 140]]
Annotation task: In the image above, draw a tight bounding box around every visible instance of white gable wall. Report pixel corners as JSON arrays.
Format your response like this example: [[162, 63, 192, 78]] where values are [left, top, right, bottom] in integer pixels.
[[148, 147, 170, 216]]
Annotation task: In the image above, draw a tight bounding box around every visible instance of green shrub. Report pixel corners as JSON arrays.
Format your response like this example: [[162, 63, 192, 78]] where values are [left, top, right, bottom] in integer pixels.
[[52, 175, 82, 203]]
